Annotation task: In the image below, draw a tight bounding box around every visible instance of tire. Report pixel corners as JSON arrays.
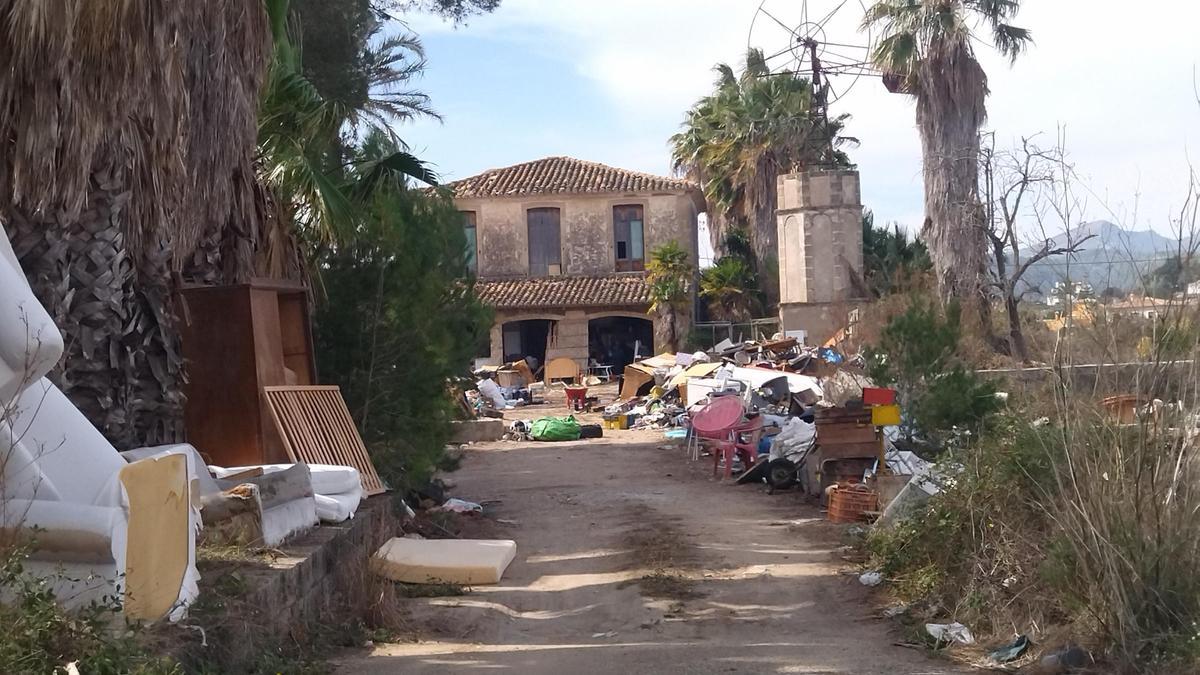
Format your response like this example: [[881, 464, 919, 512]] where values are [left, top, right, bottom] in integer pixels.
[[767, 458, 798, 489]]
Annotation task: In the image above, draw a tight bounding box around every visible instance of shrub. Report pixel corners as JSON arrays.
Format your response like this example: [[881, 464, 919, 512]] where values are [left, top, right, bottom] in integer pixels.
[[869, 366, 1200, 671], [867, 414, 1067, 633], [314, 187, 491, 490], [0, 547, 179, 675], [866, 296, 1000, 451]]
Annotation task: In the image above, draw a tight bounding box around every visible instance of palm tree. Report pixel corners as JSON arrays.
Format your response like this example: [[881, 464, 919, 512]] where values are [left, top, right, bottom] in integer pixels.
[[671, 48, 853, 306], [1, 2, 271, 447], [256, 0, 438, 273], [860, 211, 932, 297], [646, 241, 694, 352], [700, 258, 763, 321], [863, 0, 1030, 305]]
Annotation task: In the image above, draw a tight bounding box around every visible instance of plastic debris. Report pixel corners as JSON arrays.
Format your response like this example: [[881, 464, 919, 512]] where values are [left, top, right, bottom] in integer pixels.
[[1037, 644, 1091, 672], [925, 622, 975, 645], [440, 498, 483, 514], [987, 635, 1031, 664], [858, 571, 883, 586]]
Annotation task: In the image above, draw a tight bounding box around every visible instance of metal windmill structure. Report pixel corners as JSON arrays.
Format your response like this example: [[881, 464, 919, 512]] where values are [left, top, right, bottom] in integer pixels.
[[747, 0, 877, 162]]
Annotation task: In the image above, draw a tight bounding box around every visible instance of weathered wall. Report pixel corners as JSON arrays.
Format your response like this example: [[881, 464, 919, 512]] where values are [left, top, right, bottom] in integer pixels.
[[182, 498, 395, 670], [776, 170, 863, 305], [457, 192, 700, 278], [778, 301, 863, 346], [777, 170, 865, 341], [482, 307, 665, 368]]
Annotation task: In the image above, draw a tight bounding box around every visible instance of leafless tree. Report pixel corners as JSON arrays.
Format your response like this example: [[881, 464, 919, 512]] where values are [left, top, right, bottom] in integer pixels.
[[980, 132, 1096, 361]]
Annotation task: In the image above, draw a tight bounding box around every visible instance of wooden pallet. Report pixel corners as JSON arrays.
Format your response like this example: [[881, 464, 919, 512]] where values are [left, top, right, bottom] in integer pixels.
[[263, 385, 387, 496]]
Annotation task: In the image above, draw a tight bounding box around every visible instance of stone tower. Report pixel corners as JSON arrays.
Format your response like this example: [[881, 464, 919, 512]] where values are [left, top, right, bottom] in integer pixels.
[[776, 169, 864, 343]]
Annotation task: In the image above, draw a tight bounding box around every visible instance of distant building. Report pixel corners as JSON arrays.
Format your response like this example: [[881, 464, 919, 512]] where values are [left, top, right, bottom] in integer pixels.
[[445, 157, 705, 370], [1107, 294, 1172, 319], [1046, 280, 1095, 308]]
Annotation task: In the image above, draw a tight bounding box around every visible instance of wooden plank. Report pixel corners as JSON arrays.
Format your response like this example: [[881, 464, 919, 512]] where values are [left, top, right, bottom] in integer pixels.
[[263, 386, 387, 495]]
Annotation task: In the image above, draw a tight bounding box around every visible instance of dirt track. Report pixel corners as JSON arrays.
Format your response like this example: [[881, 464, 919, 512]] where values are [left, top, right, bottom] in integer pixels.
[[336, 413, 964, 673]]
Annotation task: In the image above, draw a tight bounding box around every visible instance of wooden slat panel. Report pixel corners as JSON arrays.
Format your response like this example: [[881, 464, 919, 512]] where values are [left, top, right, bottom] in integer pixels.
[[262, 386, 387, 495]]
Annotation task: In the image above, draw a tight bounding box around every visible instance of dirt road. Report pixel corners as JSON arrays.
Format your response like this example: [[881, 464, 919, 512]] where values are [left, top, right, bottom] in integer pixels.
[[336, 431, 962, 674]]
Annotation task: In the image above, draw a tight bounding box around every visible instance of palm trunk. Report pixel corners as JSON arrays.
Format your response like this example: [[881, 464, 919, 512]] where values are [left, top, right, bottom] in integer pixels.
[[6, 171, 186, 449], [752, 163, 780, 310], [916, 43, 989, 306]]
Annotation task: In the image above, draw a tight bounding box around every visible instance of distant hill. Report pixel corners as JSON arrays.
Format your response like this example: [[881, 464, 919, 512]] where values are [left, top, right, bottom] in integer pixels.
[[1017, 220, 1180, 296]]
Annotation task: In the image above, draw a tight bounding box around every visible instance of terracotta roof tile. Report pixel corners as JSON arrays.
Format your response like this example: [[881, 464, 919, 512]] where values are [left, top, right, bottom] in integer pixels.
[[475, 274, 651, 309], [444, 157, 697, 199]]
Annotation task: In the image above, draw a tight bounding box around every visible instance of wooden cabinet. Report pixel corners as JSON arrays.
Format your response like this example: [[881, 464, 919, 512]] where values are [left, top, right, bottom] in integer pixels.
[[179, 279, 315, 467]]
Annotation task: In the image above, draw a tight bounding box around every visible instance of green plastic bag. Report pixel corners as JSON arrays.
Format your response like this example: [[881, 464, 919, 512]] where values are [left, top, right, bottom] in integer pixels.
[[530, 416, 581, 441]]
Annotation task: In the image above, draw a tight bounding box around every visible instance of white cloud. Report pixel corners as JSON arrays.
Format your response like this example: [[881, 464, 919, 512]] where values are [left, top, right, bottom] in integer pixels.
[[410, 0, 1200, 235]]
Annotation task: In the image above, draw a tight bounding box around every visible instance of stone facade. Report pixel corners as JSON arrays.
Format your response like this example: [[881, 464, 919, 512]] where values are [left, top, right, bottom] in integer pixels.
[[453, 158, 705, 369], [457, 193, 701, 280], [776, 169, 865, 344], [484, 307, 666, 367]]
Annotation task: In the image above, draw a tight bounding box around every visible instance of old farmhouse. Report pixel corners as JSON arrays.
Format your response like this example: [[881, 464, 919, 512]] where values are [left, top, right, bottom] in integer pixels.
[[447, 156, 705, 374]]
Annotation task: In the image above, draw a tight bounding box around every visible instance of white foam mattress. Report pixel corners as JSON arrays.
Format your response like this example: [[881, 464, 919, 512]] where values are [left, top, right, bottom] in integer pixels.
[[371, 538, 517, 585]]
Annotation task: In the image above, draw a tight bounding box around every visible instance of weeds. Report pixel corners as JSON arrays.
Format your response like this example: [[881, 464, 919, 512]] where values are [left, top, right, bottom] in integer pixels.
[[0, 547, 180, 675], [393, 582, 467, 598], [867, 294, 1200, 672]]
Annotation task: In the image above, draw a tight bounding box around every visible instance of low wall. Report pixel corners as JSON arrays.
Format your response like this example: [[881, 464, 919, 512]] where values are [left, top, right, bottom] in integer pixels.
[[181, 496, 397, 668]]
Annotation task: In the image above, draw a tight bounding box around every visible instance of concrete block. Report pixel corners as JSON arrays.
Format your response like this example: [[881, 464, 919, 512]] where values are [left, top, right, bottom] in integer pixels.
[[449, 419, 505, 443]]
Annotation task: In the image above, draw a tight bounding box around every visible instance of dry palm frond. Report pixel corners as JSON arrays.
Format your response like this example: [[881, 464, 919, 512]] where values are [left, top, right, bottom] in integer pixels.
[[0, 0, 270, 270]]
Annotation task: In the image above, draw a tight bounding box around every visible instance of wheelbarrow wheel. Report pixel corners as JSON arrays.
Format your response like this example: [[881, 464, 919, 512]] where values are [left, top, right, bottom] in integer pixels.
[[766, 458, 798, 490]]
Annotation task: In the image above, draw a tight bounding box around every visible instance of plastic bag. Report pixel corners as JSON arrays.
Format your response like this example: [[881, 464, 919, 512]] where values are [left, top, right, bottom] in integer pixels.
[[925, 622, 975, 645], [530, 416, 582, 441]]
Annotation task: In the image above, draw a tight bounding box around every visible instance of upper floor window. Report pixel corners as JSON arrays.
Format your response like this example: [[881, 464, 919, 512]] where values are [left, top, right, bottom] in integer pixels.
[[461, 211, 477, 275], [613, 205, 644, 272], [527, 207, 562, 276]]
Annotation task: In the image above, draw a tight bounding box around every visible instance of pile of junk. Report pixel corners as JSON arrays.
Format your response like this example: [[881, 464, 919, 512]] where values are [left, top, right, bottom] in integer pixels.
[[611, 335, 937, 523]]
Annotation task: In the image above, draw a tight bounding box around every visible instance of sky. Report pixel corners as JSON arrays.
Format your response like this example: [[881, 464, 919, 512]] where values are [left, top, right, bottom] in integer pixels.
[[398, 1, 1200, 239]]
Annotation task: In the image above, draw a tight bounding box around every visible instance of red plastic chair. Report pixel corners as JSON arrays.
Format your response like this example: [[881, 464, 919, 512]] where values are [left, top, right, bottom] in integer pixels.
[[728, 414, 765, 477], [691, 396, 760, 479]]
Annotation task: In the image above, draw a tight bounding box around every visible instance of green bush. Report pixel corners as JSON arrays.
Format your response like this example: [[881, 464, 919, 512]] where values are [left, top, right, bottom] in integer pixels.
[[0, 548, 179, 675], [866, 415, 1069, 634], [869, 401, 1200, 672], [314, 184, 491, 490], [866, 296, 999, 451]]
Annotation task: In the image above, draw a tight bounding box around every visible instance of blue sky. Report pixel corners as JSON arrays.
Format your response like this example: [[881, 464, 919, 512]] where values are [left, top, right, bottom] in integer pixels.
[[399, 1, 1200, 241]]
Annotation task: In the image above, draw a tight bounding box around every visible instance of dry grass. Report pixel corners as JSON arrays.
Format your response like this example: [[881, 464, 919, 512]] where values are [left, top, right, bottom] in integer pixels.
[[620, 508, 706, 601], [869, 292, 1200, 672]]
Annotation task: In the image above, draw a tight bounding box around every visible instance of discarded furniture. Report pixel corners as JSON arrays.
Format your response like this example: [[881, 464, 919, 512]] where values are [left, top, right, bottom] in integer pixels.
[[210, 463, 363, 527], [450, 418, 506, 443], [0, 230, 199, 623], [124, 444, 324, 546], [180, 279, 316, 466], [371, 538, 517, 584], [588, 364, 614, 381], [808, 406, 879, 499], [263, 385, 387, 495], [543, 357, 581, 385], [691, 396, 759, 479]]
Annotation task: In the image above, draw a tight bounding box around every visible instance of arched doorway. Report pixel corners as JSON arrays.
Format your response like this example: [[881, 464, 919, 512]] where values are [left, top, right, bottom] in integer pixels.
[[588, 315, 654, 375], [501, 319, 555, 372]]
